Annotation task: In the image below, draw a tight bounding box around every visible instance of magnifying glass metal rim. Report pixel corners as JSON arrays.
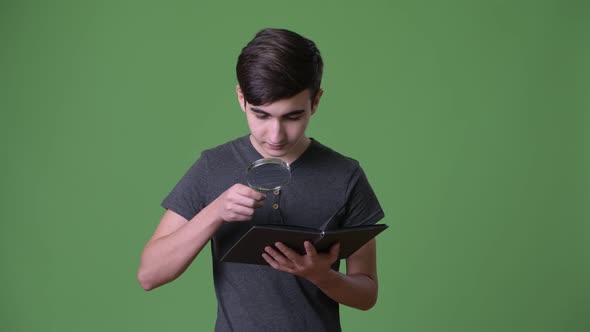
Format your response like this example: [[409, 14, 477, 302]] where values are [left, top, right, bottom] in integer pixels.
[[246, 157, 291, 192]]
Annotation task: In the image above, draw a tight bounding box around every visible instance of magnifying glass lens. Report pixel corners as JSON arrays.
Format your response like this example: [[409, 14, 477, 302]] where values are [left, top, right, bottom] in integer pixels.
[[246, 158, 291, 192]]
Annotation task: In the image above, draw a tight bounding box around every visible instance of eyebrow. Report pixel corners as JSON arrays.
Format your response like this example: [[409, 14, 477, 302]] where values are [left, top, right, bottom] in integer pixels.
[[250, 107, 306, 117]]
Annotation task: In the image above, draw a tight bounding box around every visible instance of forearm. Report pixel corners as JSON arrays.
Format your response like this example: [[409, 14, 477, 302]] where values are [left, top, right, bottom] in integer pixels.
[[138, 206, 223, 290], [312, 270, 378, 310]]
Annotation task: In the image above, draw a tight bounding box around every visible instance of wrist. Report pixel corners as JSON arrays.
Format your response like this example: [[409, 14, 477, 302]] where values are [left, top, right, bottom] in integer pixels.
[[309, 269, 339, 288], [195, 201, 225, 226], [207, 198, 226, 224]]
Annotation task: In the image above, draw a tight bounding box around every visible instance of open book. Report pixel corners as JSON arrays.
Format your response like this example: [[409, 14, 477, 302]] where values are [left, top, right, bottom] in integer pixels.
[[219, 223, 388, 265]]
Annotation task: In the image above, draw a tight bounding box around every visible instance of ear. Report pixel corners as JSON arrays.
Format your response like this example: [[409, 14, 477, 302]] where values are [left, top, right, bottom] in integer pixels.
[[236, 85, 246, 113], [311, 88, 324, 115]]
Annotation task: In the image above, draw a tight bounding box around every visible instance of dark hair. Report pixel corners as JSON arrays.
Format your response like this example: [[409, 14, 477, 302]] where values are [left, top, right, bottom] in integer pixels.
[[236, 28, 323, 106]]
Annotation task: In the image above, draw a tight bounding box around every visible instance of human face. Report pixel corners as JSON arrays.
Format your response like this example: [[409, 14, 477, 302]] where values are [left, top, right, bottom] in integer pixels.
[[237, 86, 323, 163]]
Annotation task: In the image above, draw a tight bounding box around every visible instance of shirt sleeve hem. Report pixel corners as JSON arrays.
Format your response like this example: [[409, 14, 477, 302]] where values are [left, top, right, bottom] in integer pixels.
[[347, 209, 385, 228], [160, 202, 194, 221]]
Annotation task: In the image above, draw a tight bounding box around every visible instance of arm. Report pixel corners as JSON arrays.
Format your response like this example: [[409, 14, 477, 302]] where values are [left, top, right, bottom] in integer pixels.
[[137, 206, 223, 291], [137, 184, 265, 291], [262, 239, 378, 310], [314, 239, 378, 310]]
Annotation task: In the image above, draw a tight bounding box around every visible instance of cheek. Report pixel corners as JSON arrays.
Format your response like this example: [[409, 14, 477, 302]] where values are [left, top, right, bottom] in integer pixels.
[[291, 119, 310, 134], [245, 116, 260, 132], [246, 119, 268, 139]]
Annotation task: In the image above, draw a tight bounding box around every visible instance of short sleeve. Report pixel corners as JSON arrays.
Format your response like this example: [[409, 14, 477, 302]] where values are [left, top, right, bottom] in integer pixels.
[[161, 152, 209, 221], [342, 165, 385, 228]]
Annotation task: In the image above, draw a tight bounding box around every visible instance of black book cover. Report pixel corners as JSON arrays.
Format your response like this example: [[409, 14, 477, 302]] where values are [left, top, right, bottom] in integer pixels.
[[219, 223, 388, 265]]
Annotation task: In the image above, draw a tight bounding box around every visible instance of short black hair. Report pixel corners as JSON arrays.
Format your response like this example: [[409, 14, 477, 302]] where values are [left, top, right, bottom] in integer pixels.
[[236, 28, 323, 106]]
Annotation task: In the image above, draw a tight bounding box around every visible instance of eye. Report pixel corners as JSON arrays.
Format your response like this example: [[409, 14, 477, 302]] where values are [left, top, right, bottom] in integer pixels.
[[254, 114, 269, 120], [286, 116, 303, 121]]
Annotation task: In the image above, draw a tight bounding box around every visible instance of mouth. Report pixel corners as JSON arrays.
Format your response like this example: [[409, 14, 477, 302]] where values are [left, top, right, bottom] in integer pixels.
[[267, 143, 286, 150]]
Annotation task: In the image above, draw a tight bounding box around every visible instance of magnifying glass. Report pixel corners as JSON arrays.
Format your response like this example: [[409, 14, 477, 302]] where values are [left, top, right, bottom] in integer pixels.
[[246, 158, 291, 192]]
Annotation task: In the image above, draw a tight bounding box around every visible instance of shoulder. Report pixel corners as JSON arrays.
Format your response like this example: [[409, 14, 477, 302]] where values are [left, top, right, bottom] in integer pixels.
[[198, 135, 250, 165], [201, 135, 246, 156], [308, 138, 361, 172], [299, 139, 367, 188]]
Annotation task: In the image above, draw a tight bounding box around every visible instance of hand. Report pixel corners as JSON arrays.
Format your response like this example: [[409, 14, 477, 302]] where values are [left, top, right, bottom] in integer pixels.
[[212, 184, 266, 222], [262, 241, 340, 284]]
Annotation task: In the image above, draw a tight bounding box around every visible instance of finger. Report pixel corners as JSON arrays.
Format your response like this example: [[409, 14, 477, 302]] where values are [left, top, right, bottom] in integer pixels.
[[264, 246, 289, 265], [263, 253, 294, 274], [224, 203, 255, 217], [275, 242, 301, 262], [304, 241, 318, 257], [231, 195, 264, 209], [262, 253, 280, 269], [236, 185, 266, 201], [329, 242, 340, 260], [251, 190, 267, 201]]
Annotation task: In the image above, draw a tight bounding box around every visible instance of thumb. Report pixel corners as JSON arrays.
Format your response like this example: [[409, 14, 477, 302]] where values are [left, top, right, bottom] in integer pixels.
[[329, 242, 340, 259]]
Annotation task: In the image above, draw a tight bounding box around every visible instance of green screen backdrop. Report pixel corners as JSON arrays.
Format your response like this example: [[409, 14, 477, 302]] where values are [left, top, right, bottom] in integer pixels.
[[1, 0, 588, 331]]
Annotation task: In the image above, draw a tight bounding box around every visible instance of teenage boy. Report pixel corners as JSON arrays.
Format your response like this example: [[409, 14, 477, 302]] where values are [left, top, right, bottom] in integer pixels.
[[138, 28, 385, 332]]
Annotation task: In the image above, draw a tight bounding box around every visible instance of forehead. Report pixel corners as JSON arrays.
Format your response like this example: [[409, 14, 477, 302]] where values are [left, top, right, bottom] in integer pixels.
[[248, 89, 311, 114]]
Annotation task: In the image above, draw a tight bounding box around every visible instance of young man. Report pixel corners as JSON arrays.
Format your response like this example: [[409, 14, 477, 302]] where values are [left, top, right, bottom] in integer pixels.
[[137, 28, 385, 332]]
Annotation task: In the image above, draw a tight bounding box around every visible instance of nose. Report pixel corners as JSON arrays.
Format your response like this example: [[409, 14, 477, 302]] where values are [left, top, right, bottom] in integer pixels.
[[268, 119, 285, 143]]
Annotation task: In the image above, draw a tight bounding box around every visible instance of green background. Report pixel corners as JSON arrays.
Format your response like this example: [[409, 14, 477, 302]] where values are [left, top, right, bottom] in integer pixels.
[[1, 0, 588, 331]]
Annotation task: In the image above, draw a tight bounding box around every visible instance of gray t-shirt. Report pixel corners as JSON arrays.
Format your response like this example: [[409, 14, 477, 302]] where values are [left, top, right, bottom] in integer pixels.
[[162, 135, 384, 332]]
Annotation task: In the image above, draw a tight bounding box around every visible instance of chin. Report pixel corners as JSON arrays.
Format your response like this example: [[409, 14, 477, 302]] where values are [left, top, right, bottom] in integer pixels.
[[264, 149, 287, 158]]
